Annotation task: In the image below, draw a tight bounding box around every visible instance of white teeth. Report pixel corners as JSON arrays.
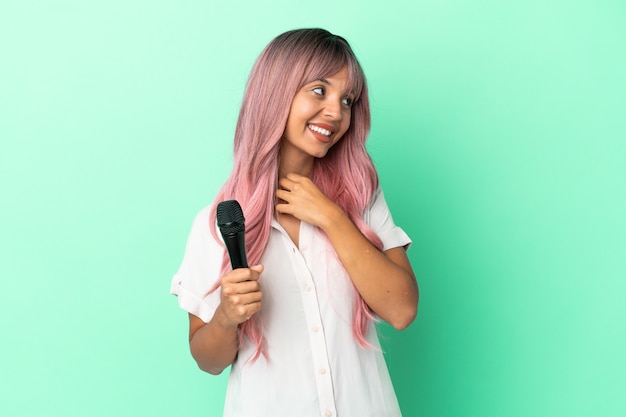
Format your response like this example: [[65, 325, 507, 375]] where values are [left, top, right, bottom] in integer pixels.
[[308, 124, 331, 136]]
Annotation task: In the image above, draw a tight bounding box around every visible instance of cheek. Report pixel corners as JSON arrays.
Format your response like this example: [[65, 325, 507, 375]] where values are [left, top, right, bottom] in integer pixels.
[[340, 113, 352, 136], [287, 100, 313, 129], [333, 124, 351, 145]]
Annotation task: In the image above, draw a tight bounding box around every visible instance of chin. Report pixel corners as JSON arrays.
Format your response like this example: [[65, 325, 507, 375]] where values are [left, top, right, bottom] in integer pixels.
[[311, 149, 331, 159], [310, 142, 338, 159]]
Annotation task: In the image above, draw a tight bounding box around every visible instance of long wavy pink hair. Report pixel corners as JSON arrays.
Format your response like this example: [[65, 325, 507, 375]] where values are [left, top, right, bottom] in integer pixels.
[[209, 29, 383, 362]]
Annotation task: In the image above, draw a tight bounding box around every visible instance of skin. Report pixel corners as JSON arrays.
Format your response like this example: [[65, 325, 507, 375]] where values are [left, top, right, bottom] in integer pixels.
[[188, 66, 419, 375]]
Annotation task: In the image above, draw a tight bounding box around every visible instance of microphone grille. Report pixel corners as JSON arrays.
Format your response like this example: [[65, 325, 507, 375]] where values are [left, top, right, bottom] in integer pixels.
[[216, 200, 245, 234]]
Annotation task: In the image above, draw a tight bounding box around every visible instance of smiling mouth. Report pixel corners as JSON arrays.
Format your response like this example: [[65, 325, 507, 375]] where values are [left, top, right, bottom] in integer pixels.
[[308, 124, 332, 137]]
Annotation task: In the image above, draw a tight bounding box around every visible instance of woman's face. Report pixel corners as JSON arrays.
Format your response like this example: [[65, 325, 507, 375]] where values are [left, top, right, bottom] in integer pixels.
[[281, 66, 353, 161]]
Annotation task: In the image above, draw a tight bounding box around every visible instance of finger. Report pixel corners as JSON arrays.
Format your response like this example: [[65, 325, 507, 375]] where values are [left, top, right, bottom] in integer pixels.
[[278, 176, 296, 191], [222, 268, 261, 284], [224, 301, 262, 324], [224, 290, 263, 307], [275, 189, 292, 202], [247, 301, 262, 316], [275, 202, 292, 215], [238, 301, 263, 321], [249, 264, 264, 274], [222, 280, 261, 296]]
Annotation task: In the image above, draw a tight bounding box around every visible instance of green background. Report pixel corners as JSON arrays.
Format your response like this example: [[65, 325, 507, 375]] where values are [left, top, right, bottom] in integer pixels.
[[2, 1, 625, 416]]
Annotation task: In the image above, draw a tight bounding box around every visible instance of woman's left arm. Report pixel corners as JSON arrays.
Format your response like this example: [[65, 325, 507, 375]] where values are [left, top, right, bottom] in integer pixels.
[[276, 173, 419, 330]]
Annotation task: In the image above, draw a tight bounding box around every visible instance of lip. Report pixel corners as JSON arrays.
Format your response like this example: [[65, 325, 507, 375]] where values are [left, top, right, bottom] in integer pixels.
[[308, 126, 331, 143], [309, 122, 336, 133], [307, 122, 336, 144]]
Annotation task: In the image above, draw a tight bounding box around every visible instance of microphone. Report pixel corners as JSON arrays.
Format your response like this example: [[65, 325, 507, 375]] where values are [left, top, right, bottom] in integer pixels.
[[216, 200, 249, 269]]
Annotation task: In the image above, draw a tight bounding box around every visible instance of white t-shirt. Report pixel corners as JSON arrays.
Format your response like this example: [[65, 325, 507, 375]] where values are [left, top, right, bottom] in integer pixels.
[[171, 188, 411, 417]]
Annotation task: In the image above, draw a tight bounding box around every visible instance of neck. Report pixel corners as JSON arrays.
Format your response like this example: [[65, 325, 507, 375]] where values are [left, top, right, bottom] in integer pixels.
[[278, 141, 314, 178]]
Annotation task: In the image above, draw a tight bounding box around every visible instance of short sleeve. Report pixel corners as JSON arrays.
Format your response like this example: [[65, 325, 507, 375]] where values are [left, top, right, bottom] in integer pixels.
[[170, 207, 225, 323], [363, 188, 412, 251]]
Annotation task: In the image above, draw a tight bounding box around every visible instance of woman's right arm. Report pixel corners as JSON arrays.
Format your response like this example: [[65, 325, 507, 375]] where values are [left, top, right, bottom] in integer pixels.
[[188, 265, 264, 375]]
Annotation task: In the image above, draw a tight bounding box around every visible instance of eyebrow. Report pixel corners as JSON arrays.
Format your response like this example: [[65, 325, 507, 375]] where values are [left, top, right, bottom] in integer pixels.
[[312, 77, 356, 97]]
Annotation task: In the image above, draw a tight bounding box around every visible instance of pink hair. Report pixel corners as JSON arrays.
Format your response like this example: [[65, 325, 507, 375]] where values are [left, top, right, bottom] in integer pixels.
[[209, 29, 383, 362]]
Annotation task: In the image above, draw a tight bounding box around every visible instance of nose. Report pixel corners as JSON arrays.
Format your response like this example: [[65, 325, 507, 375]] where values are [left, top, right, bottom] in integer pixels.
[[323, 98, 343, 121]]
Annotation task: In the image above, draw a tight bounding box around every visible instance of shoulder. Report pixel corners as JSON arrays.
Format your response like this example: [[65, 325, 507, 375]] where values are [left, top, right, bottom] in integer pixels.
[[363, 187, 390, 225], [190, 205, 216, 238], [177, 204, 224, 264], [363, 187, 412, 251], [170, 205, 225, 322], [179, 205, 221, 254]]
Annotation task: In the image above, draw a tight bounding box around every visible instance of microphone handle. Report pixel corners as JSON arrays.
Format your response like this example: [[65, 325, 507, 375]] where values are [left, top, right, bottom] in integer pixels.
[[223, 232, 249, 269]]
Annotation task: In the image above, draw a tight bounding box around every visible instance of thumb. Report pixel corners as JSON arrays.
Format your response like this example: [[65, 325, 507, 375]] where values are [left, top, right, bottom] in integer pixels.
[[249, 264, 264, 274]]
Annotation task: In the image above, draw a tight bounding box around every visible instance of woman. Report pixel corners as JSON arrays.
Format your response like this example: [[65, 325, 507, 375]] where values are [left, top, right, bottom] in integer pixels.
[[171, 28, 419, 416]]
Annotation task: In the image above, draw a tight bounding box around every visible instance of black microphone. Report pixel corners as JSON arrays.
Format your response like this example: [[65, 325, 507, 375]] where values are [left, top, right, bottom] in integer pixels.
[[216, 200, 249, 269]]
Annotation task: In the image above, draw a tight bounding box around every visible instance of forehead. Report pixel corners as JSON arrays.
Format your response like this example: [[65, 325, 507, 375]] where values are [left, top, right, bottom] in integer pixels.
[[314, 67, 351, 89]]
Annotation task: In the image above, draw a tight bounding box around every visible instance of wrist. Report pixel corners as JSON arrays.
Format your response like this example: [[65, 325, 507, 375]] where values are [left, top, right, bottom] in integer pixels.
[[319, 204, 348, 233]]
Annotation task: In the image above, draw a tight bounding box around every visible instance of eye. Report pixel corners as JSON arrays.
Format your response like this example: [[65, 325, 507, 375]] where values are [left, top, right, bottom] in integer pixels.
[[312, 86, 325, 96], [342, 97, 354, 107]]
